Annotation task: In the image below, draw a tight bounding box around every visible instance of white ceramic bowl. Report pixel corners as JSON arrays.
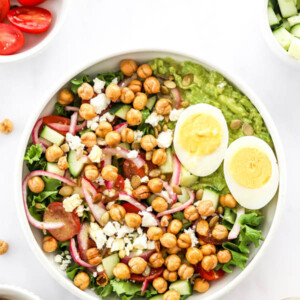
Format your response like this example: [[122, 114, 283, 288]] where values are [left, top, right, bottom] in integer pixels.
[[16, 50, 286, 300], [0, 0, 70, 63], [262, 0, 300, 66], [0, 285, 40, 300]]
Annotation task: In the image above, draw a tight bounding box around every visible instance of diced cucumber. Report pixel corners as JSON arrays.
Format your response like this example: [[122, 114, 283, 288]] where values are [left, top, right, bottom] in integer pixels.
[[102, 253, 120, 279], [273, 26, 293, 50], [268, 6, 280, 26], [276, 13, 282, 22], [278, 0, 298, 18], [201, 187, 220, 209], [298, 0, 300, 9], [282, 19, 291, 30], [147, 194, 157, 205], [79, 128, 92, 136], [46, 162, 65, 176], [179, 166, 198, 187], [288, 15, 300, 26], [159, 148, 173, 174], [68, 150, 85, 177], [148, 296, 163, 300], [291, 23, 300, 37], [169, 280, 192, 296], [288, 37, 300, 59], [177, 187, 190, 203], [109, 104, 131, 120], [146, 95, 157, 110], [40, 126, 65, 146]]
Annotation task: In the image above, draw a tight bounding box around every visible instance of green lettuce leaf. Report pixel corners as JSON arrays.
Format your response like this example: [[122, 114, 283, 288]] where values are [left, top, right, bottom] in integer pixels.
[[238, 225, 264, 254], [222, 242, 248, 273], [24, 144, 43, 164], [94, 283, 113, 298], [54, 103, 69, 117], [66, 264, 86, 280], [97, 71, 124, 87], [70, 74, 93, 94], [238, 212, 263, 227], [110, 280, 142, 296]]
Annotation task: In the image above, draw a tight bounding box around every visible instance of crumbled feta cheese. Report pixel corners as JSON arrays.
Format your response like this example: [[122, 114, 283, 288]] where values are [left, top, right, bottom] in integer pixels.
[[127, 150, 138, 159], [106, 237, 114, 248], [145, 111, 164, 127], [112, 77, 118, 84], [93, 272, 98, 278], [140, 176, 149, 183], [106, 201, 115, 209], [137, 227, 143, 235], [133, 234, 147, 249], [89, 145, 102, 163], [139, 211, 158, 227], [103, 189, 117, 198], [112, 221, 121, 231], [157, 129, 173, 148], [97, 264, 104, 273], [156, 190, 172, 203], [94, 175, 105, 185], [97, 137, 107, 146], [54, 255, 62, 263], [134, 130, 143, 142], [103, 222, 117, 236], [93, 78, 106, 94], [87, 116, 100, 131], [146, 206, 153, 212], [135, 249, 143, 255], [90, 93, 111, 114], [76, 205, 88, 217], [169, 108, 184, 121], [89, 222, 107, 249], [184, 228, 199, 247], [111, 239, 125, 252], [99, 112, 115, 123], [124, 178, 133, 195], [63, 194, 82, 213], [117, 225, 134, 238], [147, 241, 156, 250], [66, 133, 85, 151]]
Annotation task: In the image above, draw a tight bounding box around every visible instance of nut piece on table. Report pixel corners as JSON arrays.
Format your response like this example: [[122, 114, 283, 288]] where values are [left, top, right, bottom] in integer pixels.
[[0, 239, 8, 255], [0, 119, 13, 134]]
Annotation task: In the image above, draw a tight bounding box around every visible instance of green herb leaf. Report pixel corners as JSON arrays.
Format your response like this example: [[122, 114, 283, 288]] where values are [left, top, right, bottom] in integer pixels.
[[24, 144, 43, 164], [97, 71, 124, 87], [238, 225, 264, 254], [173, 211, 184, 221], [70, 74, 93, 94], [222, 242, 248, 273], [94, 283, 113, 298], [110, 280, 142, 296], [54, 103, 68, 117], [66, 264, 86, 281], [238, 213, 263, 227]]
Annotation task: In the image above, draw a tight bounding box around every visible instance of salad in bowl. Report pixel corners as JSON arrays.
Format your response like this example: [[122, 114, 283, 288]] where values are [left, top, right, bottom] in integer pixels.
[[21, 56, 280, 300]]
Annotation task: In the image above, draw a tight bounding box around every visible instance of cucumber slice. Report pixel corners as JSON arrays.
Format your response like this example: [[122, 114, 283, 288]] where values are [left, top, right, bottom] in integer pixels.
[[149, 296, 163, 300], [268, 6, 279, 26], [159, 148, 173, 174], [201, 187, 220, 209], [278, 0, 297, 18], [288, 37, 300, 59], [169, 280, 192, 296], [146, 95, 157, 110], [109, 104, 131, 120], [276, 13, 282, 22], [282, 19, 291, 30], [102, 253, 120, 279], [298, 0, 300, 9], [287, 15, 300, 26], [46, 162, 65, 176], [179, 166, 198, 187], [40, 126, 64, 146], [177, 187, 190, 203], [68, 150, 85, 177], [273, 26, 293, 50], [291, 23, 300, 37], [79, 128, 92, 136]]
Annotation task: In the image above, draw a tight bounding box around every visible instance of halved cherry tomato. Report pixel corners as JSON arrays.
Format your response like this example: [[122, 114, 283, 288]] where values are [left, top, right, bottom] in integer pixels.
[[43, 202, 80, 241], [7, 7, 52, 34], [198, 232, 226, 245], [18, 0, 46, 6], [0, 0, 9, 22], [113, 175, 125, 191], [196, 264, 225, 281], [130, 267, 164, 282], [0, 23, 24, 55], [42, 115, 71, 135], [122, 203, 141, 214]]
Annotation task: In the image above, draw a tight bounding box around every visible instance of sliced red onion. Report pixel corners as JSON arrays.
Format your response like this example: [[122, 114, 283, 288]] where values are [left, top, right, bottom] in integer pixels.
[[171, 88, 181, 109], [77, 222, 90, 261], [121, 250, 155, 264], [81, 178, 107, 224], [118, 73, 137, 88], [38, 137, 52, 149], [64, 106, 80, 112], [69, 112, 78, 136], [70, 238, 94, 268], [119, 192, 147, 211], [47, 121, 87, 133], [228, 206, 245, 240], [113, 122, 128, 133], [31, 118, 47, 152], [141, 280, 148, 294], [162, 182, 174, 203], [169, 155, 181, 204], [102, 147, 145, 169], [22, 170, 76, 230], [157, 189, 195, 218]]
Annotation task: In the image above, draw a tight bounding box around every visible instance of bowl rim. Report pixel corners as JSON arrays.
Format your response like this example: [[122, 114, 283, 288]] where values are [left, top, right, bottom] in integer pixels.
[[15, 48, 287, 300], [262, 0, 300, 66], [0, 284, 41, 300], [0, 0, 71, 64]]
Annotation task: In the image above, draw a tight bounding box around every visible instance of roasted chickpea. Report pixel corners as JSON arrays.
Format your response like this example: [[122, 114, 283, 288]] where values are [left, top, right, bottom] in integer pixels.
[[161, 215, 172, 227], [217, 249, 231, 264], [84, 164, 99, 181], [42, 236, 57, 253], [197, 200, 215, 217], [163, 290, 180, 300], [196, 219, 209, 237], [128, 80, 142, 93], [121, 128, 134, 143], [149, 252, 164, 268], [153, 277, 168, 294], [105, 83, 121, 102], [147, 178, 163, 193], [58, 89, 74, 105], [183, 206, 199, 221], [126, 108, 142, 126], [220, 194, 237, 208], [193, 278, 209, 293], [152, 196, 168, 213], [155, 98, 172, 115], [125, 213, 142, 229], [132, 185, 150, 199], [79, 103, 96, 120], [167, 219, 182, 235], [59, 186, 73, 197], [46, 144, 63, 162], [140, 135, 157, 151], [160, 233, 177, 249], [163, 269, 177, 282], [133, 92, 147, 110], [120, 59, 137, 76], [201, 255, 218, 272], [144, 76, 160, 94], [167, 245, 181, 255], [74, 272, 90, 290], [128, 257, 147, 274], [165, 254, 181, 271], [104, 131, 120, 148], [78, 83, 94, 101], [101, 165, 118, 181], [86, 247, 102, 266], [201, 244, 216, 256], [0, 240, 8, 255], [212, 224, 228, 240], [137, 64, 152, 79], [113, 263, 130, 279], [147, 227, 164, 241], [81, 132, 97, 147], [109, 204, 126, 221], [120, 87, 135, 104], [152, 149, 167, 166], [28, 176, 45, 193], [96, 121, 113, 138], [177, 233, 192, 248], [57, 156, 68, 171], [178, 263, 194, 280], [186, 247, 203, 265]]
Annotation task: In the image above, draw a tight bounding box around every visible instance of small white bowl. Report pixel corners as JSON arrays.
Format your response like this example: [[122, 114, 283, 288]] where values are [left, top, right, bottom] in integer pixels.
[[0, 285, 40, 300], [262, 0, 300, 66], [16, 49, 286, 300], [0, 0, 71, 63]]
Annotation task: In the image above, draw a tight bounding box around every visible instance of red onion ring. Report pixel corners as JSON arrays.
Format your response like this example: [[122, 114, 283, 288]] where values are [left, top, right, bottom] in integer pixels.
[[77, 222, 90, 262], [113, 122, 128, 133], [169, 155, 181, 204], [47, 121, 87, 133], [141, 280, 148, 294], [118, 192, 147, 211], [70, 238, 94, 268], [69, 112, 78, 136], [121, 250, 155, 264], [31, 118, 47, 152], [118, 73, 137, 88], [64, 106, 80, 112], [228, 206, 245, 240]]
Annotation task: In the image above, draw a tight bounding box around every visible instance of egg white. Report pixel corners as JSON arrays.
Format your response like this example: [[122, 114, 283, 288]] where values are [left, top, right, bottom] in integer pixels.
[[174, 103, 229, 177], [223, 136, 279, 209]]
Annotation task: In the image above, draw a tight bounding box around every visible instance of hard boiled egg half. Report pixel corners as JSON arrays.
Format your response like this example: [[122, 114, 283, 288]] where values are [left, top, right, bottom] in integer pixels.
[[174, 103, 229, 176], [224, 136, 279, 209]]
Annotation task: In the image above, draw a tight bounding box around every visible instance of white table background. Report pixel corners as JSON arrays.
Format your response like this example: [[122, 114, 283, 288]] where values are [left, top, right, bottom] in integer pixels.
[[0, 0, 299, 299]]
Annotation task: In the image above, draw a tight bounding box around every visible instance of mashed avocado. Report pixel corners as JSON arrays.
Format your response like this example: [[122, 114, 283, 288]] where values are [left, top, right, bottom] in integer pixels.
[[149, 58, 273, 193]]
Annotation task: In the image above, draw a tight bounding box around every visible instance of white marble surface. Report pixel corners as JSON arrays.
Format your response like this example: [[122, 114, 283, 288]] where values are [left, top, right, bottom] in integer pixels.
[[0, 0, 299, 299]]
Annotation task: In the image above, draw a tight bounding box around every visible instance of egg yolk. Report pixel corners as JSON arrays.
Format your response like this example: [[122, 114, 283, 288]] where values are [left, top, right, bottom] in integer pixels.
[[179, 113, 223, 156], [229, 148, 272, 189]]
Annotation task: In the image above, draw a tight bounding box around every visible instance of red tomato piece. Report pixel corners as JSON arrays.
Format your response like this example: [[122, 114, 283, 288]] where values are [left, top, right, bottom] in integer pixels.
[[0, 23, 24, 55], [42, 115, 71, 135], [0, 0, 9, 22], [43, 202, 80, 241], [18, 0, 46, 6], [122, 203, 141, 214], [113, 175, 125, 191], [196, 264, 225, 281], [7, 7, 52, 34]]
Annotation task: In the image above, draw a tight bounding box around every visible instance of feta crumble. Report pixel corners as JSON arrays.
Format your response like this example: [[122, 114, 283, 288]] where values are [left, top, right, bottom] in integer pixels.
[[184, 228, 199, 247], [89, 145, 102, 163], [145, 111, 164, 127], [169, 108, 184, 121], [63, 194, 82, 213], [94, 175, 105, 185], [112, 77, 118, 84], [66, 133, 85, 151], [89, 222, 107, 249], [134, 130, 144, 142], [133, 234, 148, 249], [93, 78, 106, 94], [103, 222, 117, 236], [157, 129, 173, 148], [87, 116, 100, 131], [90, 93, 111, 114], [140, 176, 149, 183], [124, 178, 133, 195], [76, 205, 89, 217], [139, 211, 158, 227], [111, 239, 125, 252], [99, 112, 115, 123], [127, 150, 138, 159]]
